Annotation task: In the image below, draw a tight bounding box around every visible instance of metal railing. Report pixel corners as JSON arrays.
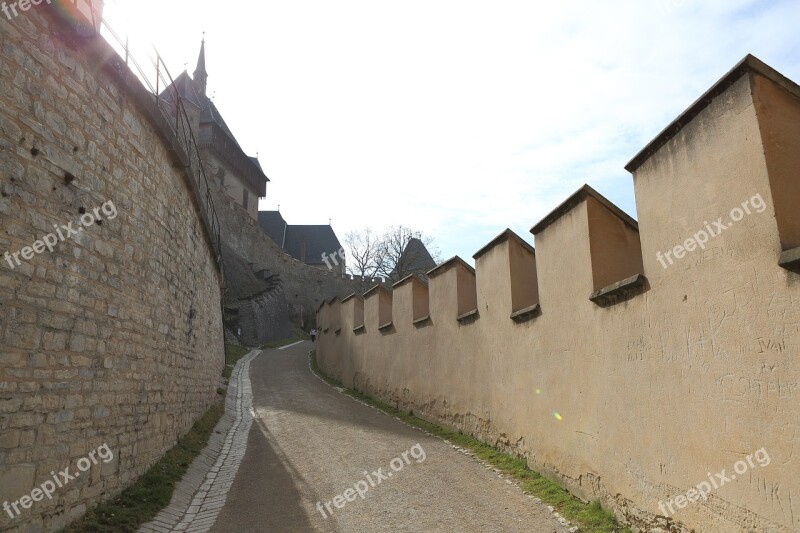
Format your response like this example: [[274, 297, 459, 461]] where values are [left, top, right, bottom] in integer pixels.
[[98, 18, 223, 271]]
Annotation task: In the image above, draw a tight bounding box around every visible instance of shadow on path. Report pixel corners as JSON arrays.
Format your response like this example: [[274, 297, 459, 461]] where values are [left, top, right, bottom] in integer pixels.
[[212, 411, 328, 532]]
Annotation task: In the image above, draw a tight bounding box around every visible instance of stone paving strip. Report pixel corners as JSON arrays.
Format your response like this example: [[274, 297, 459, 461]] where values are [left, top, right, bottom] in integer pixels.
[[138, 349, 261, 533]]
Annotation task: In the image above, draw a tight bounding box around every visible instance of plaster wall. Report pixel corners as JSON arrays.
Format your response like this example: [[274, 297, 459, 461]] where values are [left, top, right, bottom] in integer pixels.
[[318, 70, 800, 531]]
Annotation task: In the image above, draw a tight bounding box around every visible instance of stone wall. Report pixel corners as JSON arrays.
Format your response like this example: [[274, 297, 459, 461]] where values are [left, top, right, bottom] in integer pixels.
[[212, 189, 366, 327], [317, 57, 800, 532], [0, 8, 224, 532], [218, 241, 291, 345], [238, 289, 291, 346]]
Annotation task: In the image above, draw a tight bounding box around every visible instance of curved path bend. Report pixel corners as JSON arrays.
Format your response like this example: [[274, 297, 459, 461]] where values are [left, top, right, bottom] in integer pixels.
[[172, 341, 571, 532]]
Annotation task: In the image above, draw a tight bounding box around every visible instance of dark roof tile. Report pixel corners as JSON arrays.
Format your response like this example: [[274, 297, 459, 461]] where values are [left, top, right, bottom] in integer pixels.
[[258, 211, 287, 246], [283, 225, 343, 265]]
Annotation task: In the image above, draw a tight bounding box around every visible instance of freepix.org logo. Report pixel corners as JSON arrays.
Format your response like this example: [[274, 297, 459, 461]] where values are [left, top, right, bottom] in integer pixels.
[[315, 443, 427, 519], [655, 193, 767, 269], [321, 247, 346, 271], [1, 0, 52, 21], [3, 200, 117, 271], [3, 444, 114, 519], [657, 447, 771, 517]]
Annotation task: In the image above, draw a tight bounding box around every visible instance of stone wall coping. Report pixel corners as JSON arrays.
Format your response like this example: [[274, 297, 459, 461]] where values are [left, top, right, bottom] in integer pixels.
[[778, 246, 800, 273], [363, 284, 391, 299], [341, 293, 364, 303], [473, 228, 535, 260], [589, 274, 647, 307], [510, 304, 541, 323], [427, 256, 475, 279], [626, 54, 800, 172], [392, 273, 428, 289], [530, 184, 638, 236], [456, 309, 480, 324], [412, 315, 432, 327]]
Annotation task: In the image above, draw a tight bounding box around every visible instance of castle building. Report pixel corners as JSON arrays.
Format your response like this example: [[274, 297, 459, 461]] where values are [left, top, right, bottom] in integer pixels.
[[159, 39, 269, 220], [259, 211, 346, 275]]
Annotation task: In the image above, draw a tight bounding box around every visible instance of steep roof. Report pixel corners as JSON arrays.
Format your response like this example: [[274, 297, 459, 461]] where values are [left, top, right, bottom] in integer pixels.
[[258, 211, 288, 247], [159, 69, 241, 149], [392, 237, 436, 277], [161, 72, 238, 145], [199, 100, 241, 148], [164, 71, 204, 108], [194, 38, 207, 80], [157, 40, 268, 192], [283, 225, 343, 265]]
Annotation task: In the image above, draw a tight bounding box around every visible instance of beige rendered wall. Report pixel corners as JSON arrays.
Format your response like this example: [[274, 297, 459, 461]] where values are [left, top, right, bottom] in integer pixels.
[[751, 74, 800, 249], [410, 278, 430, 320], [586, 197, 644, 291], [317, 69, 799, 531], [507, 237, 538, 312]]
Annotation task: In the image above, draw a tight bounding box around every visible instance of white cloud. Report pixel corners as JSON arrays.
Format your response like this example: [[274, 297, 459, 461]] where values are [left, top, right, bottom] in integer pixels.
[[103, 0, 800, 259]]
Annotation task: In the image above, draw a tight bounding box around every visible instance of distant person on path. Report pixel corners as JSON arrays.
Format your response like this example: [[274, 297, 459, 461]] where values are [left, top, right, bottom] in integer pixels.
[[310, 328, 317, 342]]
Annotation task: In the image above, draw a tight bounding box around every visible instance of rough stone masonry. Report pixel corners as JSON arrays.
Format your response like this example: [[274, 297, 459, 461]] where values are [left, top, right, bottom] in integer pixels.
[[0, 6, 224, 531]]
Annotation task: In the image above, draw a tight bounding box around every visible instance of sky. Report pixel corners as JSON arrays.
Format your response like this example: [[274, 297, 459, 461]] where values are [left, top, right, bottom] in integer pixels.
[[100, 0, 800, 263]]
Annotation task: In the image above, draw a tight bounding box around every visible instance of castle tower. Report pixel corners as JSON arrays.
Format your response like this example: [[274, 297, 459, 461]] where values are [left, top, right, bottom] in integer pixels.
[[194, 36, 208, 96]]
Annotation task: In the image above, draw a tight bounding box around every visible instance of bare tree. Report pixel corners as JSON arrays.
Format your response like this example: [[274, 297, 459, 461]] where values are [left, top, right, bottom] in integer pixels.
[[343, 228, 385, 291], [377, 226, 440, 282], [344, 226, 440, 287]]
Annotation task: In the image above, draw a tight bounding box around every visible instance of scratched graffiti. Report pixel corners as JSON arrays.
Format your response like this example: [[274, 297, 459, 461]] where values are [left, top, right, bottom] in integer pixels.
[[757, 337, 787, 354]]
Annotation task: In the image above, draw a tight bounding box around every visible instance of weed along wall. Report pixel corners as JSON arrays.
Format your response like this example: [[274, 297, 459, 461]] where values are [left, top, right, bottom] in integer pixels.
[[317, 55, 800, 533], [0, 7, 224, 531]]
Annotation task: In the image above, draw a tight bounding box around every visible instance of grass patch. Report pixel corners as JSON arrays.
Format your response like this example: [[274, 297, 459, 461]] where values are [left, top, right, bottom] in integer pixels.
[[260, 324, 310, 349], [62, 401, 224, 533], [223, 326, 311, 379], [223, 344, 251, 379], [310, 351, 630, 533]]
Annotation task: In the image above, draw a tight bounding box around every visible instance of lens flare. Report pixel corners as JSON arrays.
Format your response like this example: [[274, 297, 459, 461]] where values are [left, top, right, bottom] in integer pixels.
[[552, 411, 563, 421], [49, 0, 103, 36]]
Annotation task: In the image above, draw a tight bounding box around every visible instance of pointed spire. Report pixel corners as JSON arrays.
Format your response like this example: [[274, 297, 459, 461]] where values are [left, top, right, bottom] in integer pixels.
[[194, 33, 208, 96]]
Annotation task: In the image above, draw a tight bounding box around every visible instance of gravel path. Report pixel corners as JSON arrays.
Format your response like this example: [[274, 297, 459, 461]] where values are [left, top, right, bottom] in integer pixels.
[[211, 341, 570, 532]]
